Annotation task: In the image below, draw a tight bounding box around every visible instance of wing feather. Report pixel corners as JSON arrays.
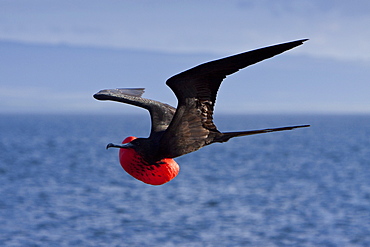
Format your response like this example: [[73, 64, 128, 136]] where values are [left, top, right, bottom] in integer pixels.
[[93, 88, 176, 135], [159, 39, 308, 158]]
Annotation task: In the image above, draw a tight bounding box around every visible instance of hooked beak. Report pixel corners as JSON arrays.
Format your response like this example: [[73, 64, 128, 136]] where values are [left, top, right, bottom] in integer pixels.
[[106, 143, 135, 150]]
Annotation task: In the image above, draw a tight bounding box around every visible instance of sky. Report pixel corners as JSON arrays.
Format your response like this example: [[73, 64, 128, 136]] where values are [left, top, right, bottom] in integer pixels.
[[1, 0, 370, 114]]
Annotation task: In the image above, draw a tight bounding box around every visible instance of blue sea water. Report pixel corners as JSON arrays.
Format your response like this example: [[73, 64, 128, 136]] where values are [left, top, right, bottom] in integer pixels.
[[1, 114, 370, 247]]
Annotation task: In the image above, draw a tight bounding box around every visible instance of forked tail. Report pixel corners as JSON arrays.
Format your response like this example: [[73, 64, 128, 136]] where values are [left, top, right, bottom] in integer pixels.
[[215, 124, 310, 143]]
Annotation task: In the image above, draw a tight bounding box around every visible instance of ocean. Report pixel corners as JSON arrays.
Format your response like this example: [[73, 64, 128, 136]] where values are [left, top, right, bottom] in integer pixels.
[[1, 114, 370, 247]]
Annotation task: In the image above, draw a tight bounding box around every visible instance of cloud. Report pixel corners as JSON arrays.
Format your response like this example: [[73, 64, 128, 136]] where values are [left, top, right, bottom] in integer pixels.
[[0, 0, 370, 61]]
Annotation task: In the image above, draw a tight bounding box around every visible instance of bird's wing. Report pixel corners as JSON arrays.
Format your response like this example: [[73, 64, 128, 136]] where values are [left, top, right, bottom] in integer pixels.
[[158, 39, 308, 158], [93, 88, 176, 135]]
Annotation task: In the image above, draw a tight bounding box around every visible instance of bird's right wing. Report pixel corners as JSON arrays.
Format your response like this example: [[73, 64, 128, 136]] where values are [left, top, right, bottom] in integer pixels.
[[158, 39, 308, 158], [93, 88, 176, 135]]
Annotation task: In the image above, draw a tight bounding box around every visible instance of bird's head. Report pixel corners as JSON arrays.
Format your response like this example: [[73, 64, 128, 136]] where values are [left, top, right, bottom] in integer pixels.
[[107, 136, 156, 161], [106, 136, 137, 150]]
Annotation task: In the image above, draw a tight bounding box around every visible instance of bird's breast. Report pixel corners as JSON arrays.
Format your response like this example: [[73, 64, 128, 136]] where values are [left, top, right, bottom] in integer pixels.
[[119, 137, 179, 185]]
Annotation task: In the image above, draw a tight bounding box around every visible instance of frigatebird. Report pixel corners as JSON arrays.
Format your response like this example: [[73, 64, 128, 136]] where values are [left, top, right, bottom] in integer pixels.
[[94, 39, 310, 185]]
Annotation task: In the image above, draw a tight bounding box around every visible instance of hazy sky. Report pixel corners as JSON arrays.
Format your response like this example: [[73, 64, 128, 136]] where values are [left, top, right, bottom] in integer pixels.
[[2, 0, 370, 61], [1, 0, 370, 114]]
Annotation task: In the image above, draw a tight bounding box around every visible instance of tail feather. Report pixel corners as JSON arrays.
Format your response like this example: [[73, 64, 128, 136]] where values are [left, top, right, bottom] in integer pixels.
[[215, 124, 310, 143]]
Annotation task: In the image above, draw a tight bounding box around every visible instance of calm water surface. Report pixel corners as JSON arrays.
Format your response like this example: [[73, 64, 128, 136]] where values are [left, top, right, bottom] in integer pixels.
[[1, 114, 370, 246]]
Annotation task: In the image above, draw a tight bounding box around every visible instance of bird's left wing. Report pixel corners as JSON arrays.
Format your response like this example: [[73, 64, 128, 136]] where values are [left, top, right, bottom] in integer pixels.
[[93, 88, 176, 135]]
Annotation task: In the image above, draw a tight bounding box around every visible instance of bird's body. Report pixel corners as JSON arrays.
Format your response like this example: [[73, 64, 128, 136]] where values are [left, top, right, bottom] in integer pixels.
[[94, 39, 310, 185]]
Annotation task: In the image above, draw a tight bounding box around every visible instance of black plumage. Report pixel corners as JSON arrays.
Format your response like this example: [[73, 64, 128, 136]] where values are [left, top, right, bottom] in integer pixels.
[[94, 39, 309, 163]]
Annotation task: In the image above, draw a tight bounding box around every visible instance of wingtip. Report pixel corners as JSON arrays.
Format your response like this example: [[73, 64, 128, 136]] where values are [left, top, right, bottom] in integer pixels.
[[93, 88, 146, 100], [93, 89, 109, 100], [300, 38, 309, 43], [280, 38, 309, 50], [284, 39, 309, 47], [93, 91, 103, 100], [288, 39, 309, 46]]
